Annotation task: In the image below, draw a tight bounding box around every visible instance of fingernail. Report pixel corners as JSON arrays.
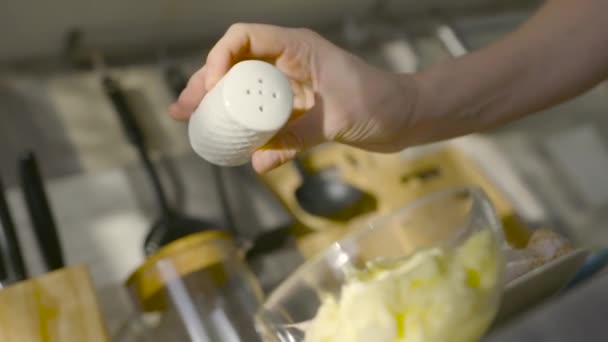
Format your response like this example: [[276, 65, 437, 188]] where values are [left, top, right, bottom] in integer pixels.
[[252, 150, 278, 173]]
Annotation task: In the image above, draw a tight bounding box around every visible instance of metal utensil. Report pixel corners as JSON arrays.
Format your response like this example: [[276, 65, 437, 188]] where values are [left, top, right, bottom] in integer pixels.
[[165, 66, 304, 269], [0, 176, 27, 283], [102, 76, 219, 255], [18, 151, 65, 271], [62, 29, 224, 254], [163, 65, 236, 231], [164, 66, 302, 277], [293, 157, 371, 220]]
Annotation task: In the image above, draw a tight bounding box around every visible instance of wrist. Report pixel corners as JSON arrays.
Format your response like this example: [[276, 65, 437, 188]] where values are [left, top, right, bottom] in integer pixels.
[[393, 70, 437, 147]]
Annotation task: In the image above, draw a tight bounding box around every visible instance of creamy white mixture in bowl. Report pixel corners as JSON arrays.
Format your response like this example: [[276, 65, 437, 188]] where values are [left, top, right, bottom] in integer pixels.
[[256, 186, 505, 342]]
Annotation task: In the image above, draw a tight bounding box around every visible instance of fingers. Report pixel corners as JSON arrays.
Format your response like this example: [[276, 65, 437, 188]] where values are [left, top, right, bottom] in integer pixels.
[[168, 66, 208, 120], [205, 23, 289, 89], [170, 23, 291, 121], [252, 104, 325, 173], [169, 23, 327, 174]]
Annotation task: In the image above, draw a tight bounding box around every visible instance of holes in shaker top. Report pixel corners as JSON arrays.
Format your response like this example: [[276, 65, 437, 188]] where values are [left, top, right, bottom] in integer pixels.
[[258, 78, 263, 84], [272, 92, 277, 98], [258, 90, 263, 95], [259, 105, 264, 112], [246, 89, 251, 95]]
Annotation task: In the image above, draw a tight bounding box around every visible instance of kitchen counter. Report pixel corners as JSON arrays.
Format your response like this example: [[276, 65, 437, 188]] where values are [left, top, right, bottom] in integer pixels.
[[1, 4, 607, 337]]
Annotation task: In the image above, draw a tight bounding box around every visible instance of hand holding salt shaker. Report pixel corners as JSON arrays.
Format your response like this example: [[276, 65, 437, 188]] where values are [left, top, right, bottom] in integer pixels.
[[188, 60, 294, 166]]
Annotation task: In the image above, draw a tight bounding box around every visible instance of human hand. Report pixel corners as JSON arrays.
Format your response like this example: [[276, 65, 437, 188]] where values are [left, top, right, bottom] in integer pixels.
[[169, 23, 418, 173]]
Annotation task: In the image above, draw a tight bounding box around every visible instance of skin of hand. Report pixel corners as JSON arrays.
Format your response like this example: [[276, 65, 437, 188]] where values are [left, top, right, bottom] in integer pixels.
[[170, 0, 608, 174], [169, 24, 418, 173], [410, 0, 608, 145]]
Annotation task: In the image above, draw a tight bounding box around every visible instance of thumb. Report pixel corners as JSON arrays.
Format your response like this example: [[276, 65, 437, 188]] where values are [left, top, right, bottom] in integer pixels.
[[252, 105, 325, 173]]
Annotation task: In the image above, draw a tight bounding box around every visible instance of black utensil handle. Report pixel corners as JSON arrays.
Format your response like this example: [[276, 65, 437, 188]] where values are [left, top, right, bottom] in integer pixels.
[[209, 165, 236, 234], [18, 152, 65, 272], [0, 177, 27, 281], [102, 76, 172, 215], [102, 76, 145, 147], [139, 148, 173, 216]]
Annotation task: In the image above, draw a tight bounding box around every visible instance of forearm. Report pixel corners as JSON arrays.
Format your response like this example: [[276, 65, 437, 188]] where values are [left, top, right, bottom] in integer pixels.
[[408, 0, 608, 144]]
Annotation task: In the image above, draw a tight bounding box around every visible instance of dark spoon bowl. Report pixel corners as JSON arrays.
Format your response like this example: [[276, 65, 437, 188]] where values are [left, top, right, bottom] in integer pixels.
[[293, 160, 377, 221], [144, 211, 221, 255]]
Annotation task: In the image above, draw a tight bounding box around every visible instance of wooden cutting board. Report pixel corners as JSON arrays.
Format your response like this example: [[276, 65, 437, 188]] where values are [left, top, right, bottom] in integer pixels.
[[0, 265, 109, 342], [259, 143, 532, 258]]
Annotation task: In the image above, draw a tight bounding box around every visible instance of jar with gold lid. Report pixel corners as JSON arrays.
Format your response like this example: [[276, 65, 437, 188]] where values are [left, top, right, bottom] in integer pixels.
[[119, 230, 264, 341]]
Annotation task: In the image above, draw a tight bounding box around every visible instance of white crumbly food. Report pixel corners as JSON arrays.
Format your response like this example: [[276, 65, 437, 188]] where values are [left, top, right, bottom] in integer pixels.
[[304, 230, 500, 342]]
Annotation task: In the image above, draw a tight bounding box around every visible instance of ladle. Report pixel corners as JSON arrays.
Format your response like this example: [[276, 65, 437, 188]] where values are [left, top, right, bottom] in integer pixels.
[[163, 65, 236, 230], [62, 29, 223, 255], [102, 76, 219, 255], [292, 156, 372, 220]]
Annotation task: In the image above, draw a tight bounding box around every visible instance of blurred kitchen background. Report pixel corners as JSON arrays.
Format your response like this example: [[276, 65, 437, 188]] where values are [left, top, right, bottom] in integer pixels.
[[2, 0, 608, 339]]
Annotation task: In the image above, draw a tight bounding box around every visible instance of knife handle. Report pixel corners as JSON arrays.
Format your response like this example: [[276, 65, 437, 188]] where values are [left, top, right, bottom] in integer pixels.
[[18, 152, 65, 272], [0, 176, 27, 282]]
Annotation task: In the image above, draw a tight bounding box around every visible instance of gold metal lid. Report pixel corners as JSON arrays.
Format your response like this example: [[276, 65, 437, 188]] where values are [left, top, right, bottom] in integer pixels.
[[126, 230, 233, 312]]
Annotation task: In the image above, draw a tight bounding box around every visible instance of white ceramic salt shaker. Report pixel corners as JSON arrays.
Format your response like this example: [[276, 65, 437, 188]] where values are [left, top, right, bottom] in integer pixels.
[[188, 60, 293, 166]]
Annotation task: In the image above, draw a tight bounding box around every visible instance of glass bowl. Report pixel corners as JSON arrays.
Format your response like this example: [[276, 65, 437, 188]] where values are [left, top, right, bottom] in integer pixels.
[[256, 186, 506, 342]]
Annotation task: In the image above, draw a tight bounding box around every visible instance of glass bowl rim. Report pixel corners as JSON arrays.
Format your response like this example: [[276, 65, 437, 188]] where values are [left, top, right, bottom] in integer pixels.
[[259, 185, 505, 310]]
